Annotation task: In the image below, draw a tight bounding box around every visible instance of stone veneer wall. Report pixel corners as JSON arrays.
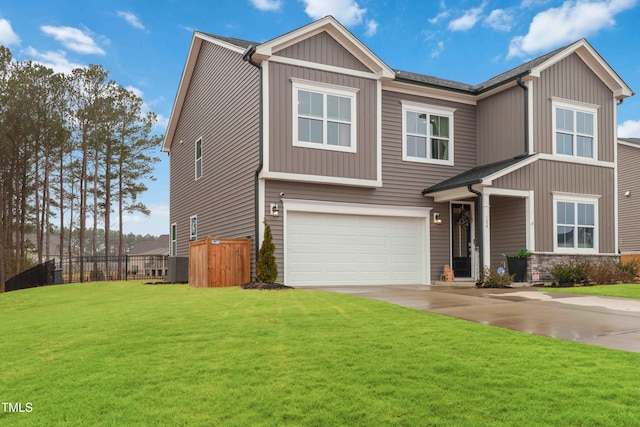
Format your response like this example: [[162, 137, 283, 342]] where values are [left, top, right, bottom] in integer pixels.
[[527, 253, 620, 283]]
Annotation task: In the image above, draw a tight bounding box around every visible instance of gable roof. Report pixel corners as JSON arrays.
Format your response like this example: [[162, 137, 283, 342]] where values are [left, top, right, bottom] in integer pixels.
[[422, 155, 537, 195], [619, 137, 640, 148]]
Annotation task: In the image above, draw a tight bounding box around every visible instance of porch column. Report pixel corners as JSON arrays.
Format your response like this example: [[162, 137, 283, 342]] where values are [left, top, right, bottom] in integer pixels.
[[482, 193, 491, 273]]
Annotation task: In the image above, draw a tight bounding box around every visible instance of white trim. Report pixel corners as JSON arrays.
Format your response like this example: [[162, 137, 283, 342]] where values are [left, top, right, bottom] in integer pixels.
[[551, 98, 599, 160], [282, 199, 432, 286], [618, 140, 640, 149], [189, 214, 198, 241], [258, 178, 266, 251], [428, 187, 476, 203], [401, 101, 456, 166], [383, 80, 477, 106], [195, 32, 246, 54], [262, 170, 382, 188], [262, 60, 270, 173], [482, 155, 539, 184], [483, 187, 536, 253], [270, 55, 378, 80], [194, 137, 203, 181], [537, 153, 614, 168], [376, 80, 382, 182], [535, 251, 619, 256], [613, 95, 619, 255], [527, 80, 535, 153], [553, 193, 599, 254], [483, 188, 530, 198], [475, 79, 521, 102], [292, 79, 358, 153]]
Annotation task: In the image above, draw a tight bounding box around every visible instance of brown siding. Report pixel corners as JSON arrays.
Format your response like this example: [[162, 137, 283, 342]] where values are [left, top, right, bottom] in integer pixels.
[[477, 85, 525, 165], [169, 41, 260, 275], [489, 196, 526, 268], [618, 144, 640, 253], [269, 62, 378, 179], [533, 53, 615, 161], [263, 90, 477, 282], [493, 160, 615, 253], [275, 31, 371, 72]]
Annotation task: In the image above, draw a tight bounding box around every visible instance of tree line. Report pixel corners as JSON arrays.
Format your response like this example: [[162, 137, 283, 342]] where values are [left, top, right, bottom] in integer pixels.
[[0, 46, 162, 290]]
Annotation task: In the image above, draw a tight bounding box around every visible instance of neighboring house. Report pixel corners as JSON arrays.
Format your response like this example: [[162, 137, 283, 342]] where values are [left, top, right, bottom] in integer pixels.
[[618, 138, 640, 255], [128, 234, 170, 278], [162, 16, 633, 286]]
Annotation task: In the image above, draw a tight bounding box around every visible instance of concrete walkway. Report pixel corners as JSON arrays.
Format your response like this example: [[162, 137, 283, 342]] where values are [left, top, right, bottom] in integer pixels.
[[300, 285, 640, 353]]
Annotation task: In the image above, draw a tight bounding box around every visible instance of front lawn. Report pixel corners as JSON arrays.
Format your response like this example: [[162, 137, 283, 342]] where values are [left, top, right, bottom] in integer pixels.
[[1, 281, 639, 426], [544, 283, 640, 299]]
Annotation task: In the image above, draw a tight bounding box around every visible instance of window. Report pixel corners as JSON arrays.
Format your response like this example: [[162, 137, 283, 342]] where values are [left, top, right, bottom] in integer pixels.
[[292, 79, 357, 153], [552, 100, 598, 159], [554, 194, 598, 253], [189, 215, 197, 240], [195, 138, 202, 180], [402, 101, 455, 165], [170, 223, 177, 256]]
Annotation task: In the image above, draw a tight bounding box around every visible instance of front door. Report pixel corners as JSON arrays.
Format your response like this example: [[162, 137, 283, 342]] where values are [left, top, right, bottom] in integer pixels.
[[451, 203, 472, 278]]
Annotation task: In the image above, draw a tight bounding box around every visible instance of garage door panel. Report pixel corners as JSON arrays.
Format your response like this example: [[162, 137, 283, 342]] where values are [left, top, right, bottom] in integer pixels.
[[286, 211, 427, 286]]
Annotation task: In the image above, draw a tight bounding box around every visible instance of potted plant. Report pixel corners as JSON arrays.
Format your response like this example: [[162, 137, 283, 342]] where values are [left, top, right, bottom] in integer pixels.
[[502, 249, 532, 282]]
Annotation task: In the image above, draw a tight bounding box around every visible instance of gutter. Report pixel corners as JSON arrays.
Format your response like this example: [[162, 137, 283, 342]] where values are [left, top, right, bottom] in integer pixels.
[[242, 45, 263, 277], [467, 184, 483, 285], [515, 76, 529, 158]]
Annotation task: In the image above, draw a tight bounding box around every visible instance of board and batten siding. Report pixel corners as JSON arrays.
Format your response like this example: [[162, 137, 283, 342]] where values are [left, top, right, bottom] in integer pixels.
[[618, 143, 640, 253], [489, 196, 526, 268], [262, 89, 477, 283], [169, 41, 260, 273], [268, 62, 378, 180], [533, 53, 615, 161], [492, 160, 615, 253], [274, 31, 371, 72], [477, 85, 525, 165]]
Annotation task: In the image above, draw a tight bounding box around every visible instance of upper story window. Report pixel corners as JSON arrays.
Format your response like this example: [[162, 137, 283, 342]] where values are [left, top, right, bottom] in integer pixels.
[[554, 193, 599, 253], [195, 138, 203, 180], [189, 215, 197, 240], [402, 101, 455, 166], [170, 223, 177, 256], [292, 79, 358, 153], [552, 99, 598, 160]]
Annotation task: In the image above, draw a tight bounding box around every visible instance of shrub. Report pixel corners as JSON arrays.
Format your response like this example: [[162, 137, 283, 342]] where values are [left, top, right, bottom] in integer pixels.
[[617, 259, 640, 283], [256, 220, 278, 283], [549, 262, 578, 284], [479, 267, 514, 288], [586, 259, 620, 285]]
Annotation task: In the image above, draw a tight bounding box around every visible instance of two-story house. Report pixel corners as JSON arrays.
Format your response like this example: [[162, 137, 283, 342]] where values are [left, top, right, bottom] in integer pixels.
[[618, 138, 640, 257], [162, 16, 633, 286]]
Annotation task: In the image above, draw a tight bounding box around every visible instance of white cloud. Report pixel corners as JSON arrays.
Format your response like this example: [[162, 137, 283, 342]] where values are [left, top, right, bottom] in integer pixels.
[[302, 0, 367, 26], [116, 11, 145, 30], [485, 9, 513, 32], [619, 120, 640, 137], [0, 18, 20, 46], [22, 47, 85, 74], [520, 0, 553, 7], [41, 25, 105, 55], [126, 85, 144, 99], [508, 0, 637, 58], [429, 11, 451, 24], [365, 19, 378, 36], [125, 86, 168, 131], [448, 2, 487, 31], [249, 0, 282, 11], [122, 203, 170, 236], [431, 41, 445, 58]]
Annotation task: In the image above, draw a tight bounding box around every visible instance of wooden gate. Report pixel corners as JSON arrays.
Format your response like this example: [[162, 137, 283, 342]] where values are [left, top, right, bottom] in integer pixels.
[[189, 237, 251, 287]]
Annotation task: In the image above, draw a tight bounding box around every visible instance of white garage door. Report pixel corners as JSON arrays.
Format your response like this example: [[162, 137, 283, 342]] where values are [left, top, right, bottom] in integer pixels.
[[286, 211, 427, 286]]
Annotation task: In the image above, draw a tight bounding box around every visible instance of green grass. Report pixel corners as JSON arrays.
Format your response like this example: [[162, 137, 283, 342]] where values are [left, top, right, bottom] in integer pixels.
[[2, 282, 640, 426], [545, 283, 640, 299]]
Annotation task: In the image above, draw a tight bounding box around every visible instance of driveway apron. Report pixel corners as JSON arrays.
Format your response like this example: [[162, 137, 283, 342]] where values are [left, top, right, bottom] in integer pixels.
[[300, 285, 640, 353]]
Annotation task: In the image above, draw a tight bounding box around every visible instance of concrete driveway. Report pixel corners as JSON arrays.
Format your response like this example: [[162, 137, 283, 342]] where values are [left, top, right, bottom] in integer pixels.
[[300, 285, 640, 353]]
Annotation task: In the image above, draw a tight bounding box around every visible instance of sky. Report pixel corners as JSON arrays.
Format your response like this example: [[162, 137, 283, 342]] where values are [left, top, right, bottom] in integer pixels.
[[1, 0, 640, 237]]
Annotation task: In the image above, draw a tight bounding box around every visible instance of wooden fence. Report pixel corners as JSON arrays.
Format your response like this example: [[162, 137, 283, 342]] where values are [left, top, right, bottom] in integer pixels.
[[189, 237, 251, 288]]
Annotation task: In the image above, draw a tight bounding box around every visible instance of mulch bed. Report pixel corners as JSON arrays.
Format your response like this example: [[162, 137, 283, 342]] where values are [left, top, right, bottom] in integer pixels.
[[241, 282, 293, 290]]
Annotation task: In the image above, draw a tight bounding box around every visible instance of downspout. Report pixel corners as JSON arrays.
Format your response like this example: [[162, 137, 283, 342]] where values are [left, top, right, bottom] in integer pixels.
[[467, 184, 483, 283], [515, 76, 529, 158], [242, 45, 263, 277]]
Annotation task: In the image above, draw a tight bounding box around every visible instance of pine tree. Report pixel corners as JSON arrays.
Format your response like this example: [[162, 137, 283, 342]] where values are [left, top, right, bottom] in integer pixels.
[[256, 220, 278, 283]]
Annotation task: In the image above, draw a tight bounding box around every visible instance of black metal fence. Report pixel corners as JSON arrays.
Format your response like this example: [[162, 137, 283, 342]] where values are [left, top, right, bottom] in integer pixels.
[[56, 255, 169, 283], [5, 260, 55, 292]]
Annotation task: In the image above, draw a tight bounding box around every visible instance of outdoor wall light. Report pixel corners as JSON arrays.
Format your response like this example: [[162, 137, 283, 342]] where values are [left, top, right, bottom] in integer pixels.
[[433, 212, 442, 224], [271, 203, 279, 217]]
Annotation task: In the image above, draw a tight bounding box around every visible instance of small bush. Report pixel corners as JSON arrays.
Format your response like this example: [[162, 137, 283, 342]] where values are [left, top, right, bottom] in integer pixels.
[[256, 220, 278, 283], [479, 267, 514, 288], [549, 262, 578, 284], [617, 259, 640, 283], [586, 259, 620, 285]]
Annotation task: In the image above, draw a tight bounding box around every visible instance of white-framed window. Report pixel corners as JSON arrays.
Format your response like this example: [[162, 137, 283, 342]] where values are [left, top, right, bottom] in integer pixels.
[[292, 78, 358, 153], [553, 193, 599, 253], [402, 101, 455, 165], [170, 223, 177, 256], [552, 99, 598, 160], [189, 215, 197, 240], [195, 138, 203, 180]]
